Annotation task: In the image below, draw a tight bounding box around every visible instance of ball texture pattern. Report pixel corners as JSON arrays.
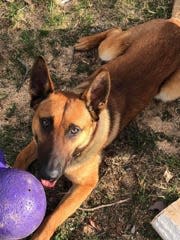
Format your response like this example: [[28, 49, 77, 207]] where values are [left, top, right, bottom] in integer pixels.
[[0, 168, 46, 240]]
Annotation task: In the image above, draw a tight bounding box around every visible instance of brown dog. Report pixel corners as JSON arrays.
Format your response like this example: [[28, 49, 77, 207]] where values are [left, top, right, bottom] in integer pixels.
[[14, 18, 180, 240]]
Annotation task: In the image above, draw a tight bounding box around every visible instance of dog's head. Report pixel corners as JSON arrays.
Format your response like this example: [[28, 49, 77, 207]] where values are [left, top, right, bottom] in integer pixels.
[[30, 56, 110, 187]]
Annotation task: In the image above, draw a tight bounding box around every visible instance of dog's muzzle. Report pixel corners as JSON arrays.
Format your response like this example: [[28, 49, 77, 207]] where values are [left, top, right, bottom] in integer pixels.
[[39, 163, 63, 188]]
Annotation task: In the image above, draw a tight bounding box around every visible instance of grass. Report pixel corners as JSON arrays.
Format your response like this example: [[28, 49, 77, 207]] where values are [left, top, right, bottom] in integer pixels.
[[5, 103, 17, 118], [20, 30, 42, 57], [45, 1, 66, 28], [0, 0, 179, 240], [140, 222, 161, 240], [163, 187, 179, 204], [7, 1, 26, 27], [0, 123, 31, 165], [39, 29, 49, 38], [76, 62, 92, 74], [161, 109, 173, 121], [121, 123, 157, 154], [155, 154, 180, 171]]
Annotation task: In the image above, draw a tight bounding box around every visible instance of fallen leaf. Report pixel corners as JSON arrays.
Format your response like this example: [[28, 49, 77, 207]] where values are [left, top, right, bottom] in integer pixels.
[[163, 168, 173, 183], [83, 224, 94, 235], [89, 219, 101, 231], [0, 93, 8, 101], [131, 225, 136, 234]]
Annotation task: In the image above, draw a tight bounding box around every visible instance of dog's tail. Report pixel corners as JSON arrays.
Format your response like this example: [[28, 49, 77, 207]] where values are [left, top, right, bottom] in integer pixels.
[[75, 28, 122, 51]]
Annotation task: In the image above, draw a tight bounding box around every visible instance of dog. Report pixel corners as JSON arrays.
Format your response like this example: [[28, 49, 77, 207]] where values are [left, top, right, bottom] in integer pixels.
[[14, 18, 180, 240]]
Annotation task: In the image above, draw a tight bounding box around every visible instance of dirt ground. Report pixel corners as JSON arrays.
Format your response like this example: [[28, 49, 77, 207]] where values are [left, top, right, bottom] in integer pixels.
[[0, 1, 179, 240]]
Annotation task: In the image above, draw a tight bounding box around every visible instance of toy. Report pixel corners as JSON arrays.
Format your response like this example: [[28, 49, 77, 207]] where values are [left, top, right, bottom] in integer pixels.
[[0, 150, 47, 240]]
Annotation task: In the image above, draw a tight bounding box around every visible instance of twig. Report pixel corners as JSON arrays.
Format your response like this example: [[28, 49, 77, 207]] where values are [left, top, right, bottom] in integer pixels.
[[17, 58, 30, 91], [0, 93, 8, 101], [68, 46, 75, 71], [79, 198, 130, 212]]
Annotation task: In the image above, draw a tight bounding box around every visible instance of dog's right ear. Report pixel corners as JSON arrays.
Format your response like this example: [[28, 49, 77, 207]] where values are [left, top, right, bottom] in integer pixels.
[[30, 56, 54, 109], [81, 69, 111, 120]]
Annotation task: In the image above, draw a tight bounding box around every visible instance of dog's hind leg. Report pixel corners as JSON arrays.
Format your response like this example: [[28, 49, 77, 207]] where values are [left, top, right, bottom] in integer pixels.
[[98, 31, 131, 61], [75, 28, 122, 51], [155, 68, 180, 102], [13, 140, 37, 170], [75, 28, 130, 62], [74, 29, 115, 50]]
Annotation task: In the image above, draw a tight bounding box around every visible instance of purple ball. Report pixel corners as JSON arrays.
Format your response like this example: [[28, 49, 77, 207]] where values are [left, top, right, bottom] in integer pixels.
[[0, 150, 8, 169], [0, 168, 47, 240]]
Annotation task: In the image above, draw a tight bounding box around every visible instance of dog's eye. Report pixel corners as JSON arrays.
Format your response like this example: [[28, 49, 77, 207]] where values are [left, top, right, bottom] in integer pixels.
[[68, 124, 81, 137], [40, 117, 53, 130]]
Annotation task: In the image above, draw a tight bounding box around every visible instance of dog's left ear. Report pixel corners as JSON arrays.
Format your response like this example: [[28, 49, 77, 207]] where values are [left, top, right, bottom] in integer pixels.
[[81, 69, 111, 120], [30, 56, 54, 109]]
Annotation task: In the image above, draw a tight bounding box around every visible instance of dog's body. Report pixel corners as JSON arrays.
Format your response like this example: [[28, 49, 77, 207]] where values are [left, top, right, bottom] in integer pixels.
[[14, 18, 180, 240]]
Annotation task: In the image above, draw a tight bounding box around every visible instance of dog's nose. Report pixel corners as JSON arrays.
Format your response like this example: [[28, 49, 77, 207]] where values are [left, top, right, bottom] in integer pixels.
[[40, 167, 60, 180]]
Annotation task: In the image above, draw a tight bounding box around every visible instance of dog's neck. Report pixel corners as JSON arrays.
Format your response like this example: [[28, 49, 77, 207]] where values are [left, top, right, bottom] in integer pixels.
[[66, 108, 111, 172], [81, 107, 110, 158]]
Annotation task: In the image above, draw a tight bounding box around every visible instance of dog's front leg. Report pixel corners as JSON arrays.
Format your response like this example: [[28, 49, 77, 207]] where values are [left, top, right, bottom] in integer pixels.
[[13, 140, 37, 170], [31, 176, 98, 240]]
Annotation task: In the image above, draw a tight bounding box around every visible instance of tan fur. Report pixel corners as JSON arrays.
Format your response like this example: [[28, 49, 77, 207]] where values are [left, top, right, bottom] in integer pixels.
[[169, 17, 180, 27], [14, 140, 37, 169], [155, 68, 180, 102], [98, 28, 129, 61], [14, 18, 180, 240]]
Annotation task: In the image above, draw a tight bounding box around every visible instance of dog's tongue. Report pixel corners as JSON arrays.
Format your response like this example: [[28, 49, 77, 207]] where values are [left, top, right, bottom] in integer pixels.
[[41, 179, 57, 188]]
